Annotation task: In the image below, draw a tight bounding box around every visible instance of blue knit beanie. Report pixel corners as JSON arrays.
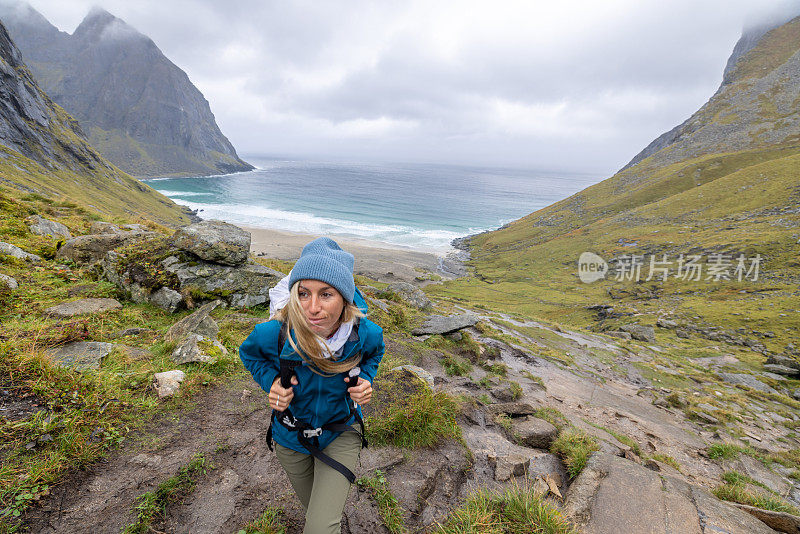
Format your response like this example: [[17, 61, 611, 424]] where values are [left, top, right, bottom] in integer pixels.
[[289, 237, 355, 303]]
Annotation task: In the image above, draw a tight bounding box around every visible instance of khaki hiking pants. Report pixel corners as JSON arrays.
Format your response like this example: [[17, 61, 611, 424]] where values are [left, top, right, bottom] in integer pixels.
[[275, 431, 361, 534]]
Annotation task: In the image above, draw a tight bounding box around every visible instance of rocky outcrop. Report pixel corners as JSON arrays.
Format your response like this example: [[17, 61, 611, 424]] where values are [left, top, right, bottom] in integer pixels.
[[385, 282, 432, 310], [171, 220, 250, 266], [165, 300, 221, 344], [0, 241, 41, 262], [27, 215, 70, 238], [510, 417, 558, 448], [171, 334, 226, 365], [563, 452, 776, 533], [733, 504, 800, 534], [620, 324, 656, 343], [101, 223, 282, 310], [149, 287, 182, 313], [45, 341, 115, 371], [43, 298, 122, 318], [719, 372, 777, 394], [412, 313, 479, 335], [56, 230, 157, 265], [0, 4, 252, 177], [164, 300, 227, 365], [0, 273, 18, 290], [152, 370, 185, 398]]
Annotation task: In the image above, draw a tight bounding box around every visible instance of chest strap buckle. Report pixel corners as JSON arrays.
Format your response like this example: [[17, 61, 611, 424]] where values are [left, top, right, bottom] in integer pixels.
[[302, 427, 323, 438]]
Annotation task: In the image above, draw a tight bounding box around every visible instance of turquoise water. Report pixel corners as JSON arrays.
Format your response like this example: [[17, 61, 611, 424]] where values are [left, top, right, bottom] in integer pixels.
[[145, 157, 601, 251]]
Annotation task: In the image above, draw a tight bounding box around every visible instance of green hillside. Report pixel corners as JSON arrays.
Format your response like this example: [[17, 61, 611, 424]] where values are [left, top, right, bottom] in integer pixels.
[[430, 19, 800, 354]]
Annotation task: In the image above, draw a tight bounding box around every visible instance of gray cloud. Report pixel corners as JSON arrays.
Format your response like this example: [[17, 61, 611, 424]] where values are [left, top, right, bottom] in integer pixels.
[[18, 0, 800, 172]]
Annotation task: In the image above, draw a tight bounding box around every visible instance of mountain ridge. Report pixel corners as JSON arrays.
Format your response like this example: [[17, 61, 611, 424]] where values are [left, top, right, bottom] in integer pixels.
[[0, 18, 193, 225], [621, 13, 800, 173], [0, 2, 253, 178]]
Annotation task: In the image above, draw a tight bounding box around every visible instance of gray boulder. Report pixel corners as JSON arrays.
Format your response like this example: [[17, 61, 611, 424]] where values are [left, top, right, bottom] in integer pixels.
[[44, 298, 122, 318], [0, 273, 18, 290], [386, 282, 432, 310], [676, 328, 691, 339], [719, 372, 777, 394], [171, 220, 250, 266], [620, 324, 656, 343], [150, 287, 182, 313], [45, 341, 115, 371], [27, 215, 70, 238], [411, 313, 479, 335], [563, 452, 775, 533], [764, 364, 800, 377], [656, 317, 678, 329], [170, 334, 226, 365], [606, 331, 632, 340], [0, 241, 41, 262], [767, 353, 800, 371], [89, 221, 122, 234], [511, 416, 558, 448], [102, 245, 281, 309], [153, 370, 186, 398], [732, 504, 800, 534], [57, 231, 156, 265], [165, 300, 222, 344], [165, 258, 282, 309], [491, 383, 520, 402]]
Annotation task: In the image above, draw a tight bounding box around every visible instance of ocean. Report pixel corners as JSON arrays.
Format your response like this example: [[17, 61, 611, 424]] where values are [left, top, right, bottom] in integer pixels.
[[144, 157, 601, 252]]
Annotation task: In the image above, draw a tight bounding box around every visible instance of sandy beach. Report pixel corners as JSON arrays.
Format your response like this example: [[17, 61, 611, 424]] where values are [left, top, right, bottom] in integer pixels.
[[244, 226, 455, 284]]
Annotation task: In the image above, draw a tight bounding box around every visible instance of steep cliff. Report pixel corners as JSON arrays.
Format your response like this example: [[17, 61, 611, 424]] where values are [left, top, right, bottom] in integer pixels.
[[0, 18, 193, 225], [622, 14, 800, 172], [0, 3, 253, 178]]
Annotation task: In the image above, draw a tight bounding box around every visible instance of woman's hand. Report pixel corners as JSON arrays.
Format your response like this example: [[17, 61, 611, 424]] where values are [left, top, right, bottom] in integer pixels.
[[346, 377, 373, 405], [269, 376, 298, 411]]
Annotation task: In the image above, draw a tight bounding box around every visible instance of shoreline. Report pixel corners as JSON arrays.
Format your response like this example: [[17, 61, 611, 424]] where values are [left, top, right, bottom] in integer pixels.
[[243, 225, 462, 285]]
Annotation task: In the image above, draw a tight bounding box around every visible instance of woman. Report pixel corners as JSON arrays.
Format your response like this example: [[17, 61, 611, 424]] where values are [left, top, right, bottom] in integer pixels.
[[240, 237, 385, 534]]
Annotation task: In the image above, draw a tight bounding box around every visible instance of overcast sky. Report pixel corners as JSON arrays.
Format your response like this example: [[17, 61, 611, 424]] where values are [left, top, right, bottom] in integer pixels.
[[18, 0, 800, 174]]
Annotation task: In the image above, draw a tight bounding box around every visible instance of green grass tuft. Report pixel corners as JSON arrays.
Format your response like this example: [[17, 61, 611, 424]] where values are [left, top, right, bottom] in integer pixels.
[[432, 483, 577, 534], [713, 470, 800, 515], [357, 470, 405, 534], [236, 507, 286, 534], [440, 353, 473, 376], [550, 428, 599, 479], [366, 389, 462, 449]]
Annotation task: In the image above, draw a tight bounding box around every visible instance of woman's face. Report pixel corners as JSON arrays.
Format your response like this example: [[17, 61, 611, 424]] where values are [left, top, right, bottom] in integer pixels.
[[297, 279, 345, 338]]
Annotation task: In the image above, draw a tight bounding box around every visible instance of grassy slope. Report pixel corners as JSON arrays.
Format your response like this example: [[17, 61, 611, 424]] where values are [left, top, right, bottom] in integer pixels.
[[88, 126, 248, 179], [0, 144, 193, 227], [429, 28, 800, 352]]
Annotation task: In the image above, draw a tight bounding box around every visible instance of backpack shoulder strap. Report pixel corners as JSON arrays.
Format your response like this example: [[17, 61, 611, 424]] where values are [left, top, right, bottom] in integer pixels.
[[277, 320, 288, 353]]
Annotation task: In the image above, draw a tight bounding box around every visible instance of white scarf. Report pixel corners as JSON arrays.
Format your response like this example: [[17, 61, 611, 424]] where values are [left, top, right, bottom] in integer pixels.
[[269, 270, 353, 359]]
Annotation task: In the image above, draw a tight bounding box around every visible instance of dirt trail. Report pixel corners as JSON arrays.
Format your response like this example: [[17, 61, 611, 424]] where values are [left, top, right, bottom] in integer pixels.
[[24, 376, 309, 534]]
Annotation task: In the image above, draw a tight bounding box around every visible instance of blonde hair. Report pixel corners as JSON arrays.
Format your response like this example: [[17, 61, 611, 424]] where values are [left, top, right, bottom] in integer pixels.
[[272, 282, 364, 375]]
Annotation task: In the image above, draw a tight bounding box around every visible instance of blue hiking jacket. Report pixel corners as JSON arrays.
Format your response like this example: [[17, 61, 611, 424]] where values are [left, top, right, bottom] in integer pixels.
[[239, 300, 385, 453]]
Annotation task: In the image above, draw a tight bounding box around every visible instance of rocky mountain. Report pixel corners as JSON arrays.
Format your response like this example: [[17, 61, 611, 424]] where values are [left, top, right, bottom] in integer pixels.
[[432, 15, 800, 365], [0, 18, 192, 225], [622, 14, 800, 172], [0, 2, 253, 178]]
